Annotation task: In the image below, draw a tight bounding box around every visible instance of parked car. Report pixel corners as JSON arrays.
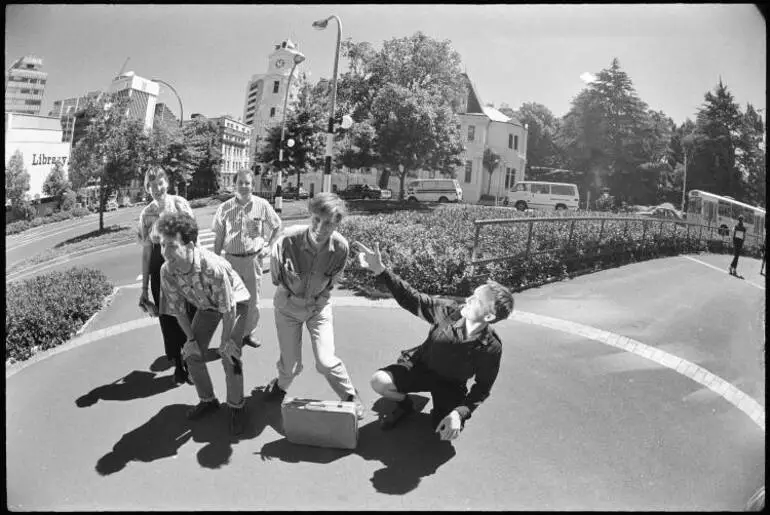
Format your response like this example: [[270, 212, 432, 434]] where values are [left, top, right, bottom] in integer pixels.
[[105, 199, 119, 212], [406, 178, 463, 203], [339, 183, 392, 200], [636, 203, 686, 224], [282, 185, 308, 200], [504, 181, 580, 211], [118, 197, 133, 208]]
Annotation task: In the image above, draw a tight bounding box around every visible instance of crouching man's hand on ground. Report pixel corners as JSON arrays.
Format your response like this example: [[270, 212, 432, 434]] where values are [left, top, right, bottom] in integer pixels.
[[436, 410, 463, 441], [352, 241, 385, 275]]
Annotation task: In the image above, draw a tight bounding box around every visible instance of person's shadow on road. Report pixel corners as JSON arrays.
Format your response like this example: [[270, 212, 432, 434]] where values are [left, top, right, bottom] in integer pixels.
[[95, 388, 285, 475], [149, 349, 220, 373], [76, 370, 179, 408], [257, 395, 456, 495]]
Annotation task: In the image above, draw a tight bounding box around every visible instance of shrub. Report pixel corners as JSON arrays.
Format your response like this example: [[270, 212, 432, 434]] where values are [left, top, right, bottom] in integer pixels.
[[60, 189, 77, 211], [12, 201, 37, 222], [5, 206, 92, 235], [6, 267, 114, 363], [338, 206, 762, 298], [188, 197, 211, 209]]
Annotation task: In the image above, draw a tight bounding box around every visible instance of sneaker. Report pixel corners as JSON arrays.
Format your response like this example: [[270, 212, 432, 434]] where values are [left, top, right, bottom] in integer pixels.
[[186, 399, 220, 420], [263, 378, 286, 402], [230, 406, 247, 436], [380, 397, 414, 430], [242, 335, 261, 349], [346, 390, 366, 420]]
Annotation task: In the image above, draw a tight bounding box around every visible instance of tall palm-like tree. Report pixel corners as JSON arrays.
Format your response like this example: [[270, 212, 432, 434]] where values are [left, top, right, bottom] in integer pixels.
[[483, 147, 501, 196]]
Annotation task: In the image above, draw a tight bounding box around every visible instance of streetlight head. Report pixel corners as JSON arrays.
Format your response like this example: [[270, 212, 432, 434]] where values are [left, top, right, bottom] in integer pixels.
[[293, 53, 306, 65], [312, 18, 329, 30]]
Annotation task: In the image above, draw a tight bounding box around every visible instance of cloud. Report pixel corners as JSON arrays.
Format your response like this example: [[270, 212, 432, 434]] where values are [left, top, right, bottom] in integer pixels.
[[580, 72, 597, 84]]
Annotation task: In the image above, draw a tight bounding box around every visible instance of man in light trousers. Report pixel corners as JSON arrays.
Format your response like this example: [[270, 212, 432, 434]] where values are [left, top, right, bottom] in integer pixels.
[[261, 192, 365, 419], [213, 169, 282, 349]]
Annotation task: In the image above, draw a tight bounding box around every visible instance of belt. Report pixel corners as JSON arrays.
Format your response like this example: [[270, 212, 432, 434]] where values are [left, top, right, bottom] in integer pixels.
[[228, 252, 259, 257]]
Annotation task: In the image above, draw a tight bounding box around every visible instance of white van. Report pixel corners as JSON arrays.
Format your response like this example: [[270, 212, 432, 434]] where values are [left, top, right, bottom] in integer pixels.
[[505, 181, 580, 211], [406, 178, 463, 203]]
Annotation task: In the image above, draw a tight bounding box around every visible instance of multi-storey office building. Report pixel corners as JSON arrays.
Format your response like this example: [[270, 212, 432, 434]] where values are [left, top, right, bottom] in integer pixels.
[[242, 39, 305, 168], [212, 115, 252, 190], [49, 90, 103, 143], [154, 102, 179, 129], [108, 71, 160, 130], [5, 55, 48, 115]]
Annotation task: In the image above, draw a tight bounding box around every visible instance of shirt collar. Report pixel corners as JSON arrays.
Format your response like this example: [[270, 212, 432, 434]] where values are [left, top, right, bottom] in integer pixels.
[[451, 308, 491, 344], [234, 195, 253, 211], [302, 227, 335, 254]]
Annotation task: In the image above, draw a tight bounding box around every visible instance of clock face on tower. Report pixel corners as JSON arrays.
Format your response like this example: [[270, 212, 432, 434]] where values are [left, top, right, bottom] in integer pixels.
[[275, 59, 285, 69]]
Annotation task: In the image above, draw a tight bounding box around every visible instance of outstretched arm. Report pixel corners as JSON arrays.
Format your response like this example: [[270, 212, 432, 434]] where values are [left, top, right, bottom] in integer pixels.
[[352, 241, 451, 325]]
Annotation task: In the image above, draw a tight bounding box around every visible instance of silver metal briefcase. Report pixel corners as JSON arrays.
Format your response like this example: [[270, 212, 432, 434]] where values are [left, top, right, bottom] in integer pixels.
[[281, 397, 359, 450]]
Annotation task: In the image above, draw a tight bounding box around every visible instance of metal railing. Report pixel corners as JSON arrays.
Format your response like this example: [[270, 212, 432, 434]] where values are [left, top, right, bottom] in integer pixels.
[[470, 215, 764, 270]]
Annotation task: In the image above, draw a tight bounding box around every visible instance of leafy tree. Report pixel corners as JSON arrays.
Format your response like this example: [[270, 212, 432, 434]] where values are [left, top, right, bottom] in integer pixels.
[[69, 95, 154, 230], [736, 103, 765, 207], [146, 123, 203, 197], [482, 148, 501, 196], [5, 149, 30, 206], [370, 84, 464, 200], [42, 161, 72, 209], [185, 117, 222, 198], [513, 102, 565, 174]]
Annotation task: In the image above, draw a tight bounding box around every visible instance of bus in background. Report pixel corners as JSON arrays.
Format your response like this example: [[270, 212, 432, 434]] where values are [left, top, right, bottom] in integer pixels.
[[687, 189, 765, 243]]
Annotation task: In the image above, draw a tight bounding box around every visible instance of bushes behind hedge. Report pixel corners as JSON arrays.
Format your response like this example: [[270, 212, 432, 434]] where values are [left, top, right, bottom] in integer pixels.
[[339, 205, 762, 298], [5, 268, 114, 363], [6, 207, 92, 236]]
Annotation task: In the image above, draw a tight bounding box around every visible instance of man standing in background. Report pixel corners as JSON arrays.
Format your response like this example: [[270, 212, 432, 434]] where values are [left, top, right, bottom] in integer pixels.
[[213, 169, 282, 349]]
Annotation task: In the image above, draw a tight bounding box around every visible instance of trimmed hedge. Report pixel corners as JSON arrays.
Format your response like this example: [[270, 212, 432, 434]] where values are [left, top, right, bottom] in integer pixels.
[[6, 207, 92, 236], [339, 204, 762, 298], [6, 268, 114, 363]]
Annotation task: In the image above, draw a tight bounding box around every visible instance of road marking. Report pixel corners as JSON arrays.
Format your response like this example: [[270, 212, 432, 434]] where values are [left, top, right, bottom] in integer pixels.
[[682, 255, 765, 290], [7, 241, 136, 283], [6, 294, 764, 432]]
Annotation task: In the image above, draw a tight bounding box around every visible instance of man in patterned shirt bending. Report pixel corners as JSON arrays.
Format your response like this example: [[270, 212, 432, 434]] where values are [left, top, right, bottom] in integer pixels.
[[157, 211, 251, 435]]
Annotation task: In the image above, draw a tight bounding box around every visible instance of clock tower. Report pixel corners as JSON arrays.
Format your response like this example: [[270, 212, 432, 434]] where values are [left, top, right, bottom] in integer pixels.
[[243, 39, 306, 170]]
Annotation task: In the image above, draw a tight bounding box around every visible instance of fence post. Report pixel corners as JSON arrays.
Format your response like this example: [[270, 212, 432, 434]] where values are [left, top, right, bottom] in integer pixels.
[[641, 220, 647, 256], [525, 220, 534, 260], [568, 219, 576, 250], [698, 223, 703, 250], [470, 222, 481, 275], [623, 219, 629, 240], [597, 218, 606, 254]]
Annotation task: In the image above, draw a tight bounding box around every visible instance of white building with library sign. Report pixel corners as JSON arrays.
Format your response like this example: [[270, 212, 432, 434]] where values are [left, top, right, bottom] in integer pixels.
[[5, 112, 71, 201]]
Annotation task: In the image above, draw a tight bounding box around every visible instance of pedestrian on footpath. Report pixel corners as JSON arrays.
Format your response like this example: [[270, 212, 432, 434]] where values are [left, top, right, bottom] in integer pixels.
[[136, 167, 196, 385], [212, 169, 282, 349], [354, 241, 514, 441], [157, 211, 251, 435], [728, 215, 746, 276], [261, 192, 365, 419]]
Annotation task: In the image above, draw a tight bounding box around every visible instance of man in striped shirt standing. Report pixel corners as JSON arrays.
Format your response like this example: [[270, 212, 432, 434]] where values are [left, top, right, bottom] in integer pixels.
[[213, 169, 282, 349]]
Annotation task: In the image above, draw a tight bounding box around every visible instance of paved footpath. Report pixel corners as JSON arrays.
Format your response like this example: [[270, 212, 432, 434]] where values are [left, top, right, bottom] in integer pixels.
[[6, 254, 765, 510]]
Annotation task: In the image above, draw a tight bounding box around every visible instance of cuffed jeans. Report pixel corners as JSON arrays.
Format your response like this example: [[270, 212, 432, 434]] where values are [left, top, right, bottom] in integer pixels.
[[185, 303, 248, 408], [225, 253, 262, 339], [273, 289, 356, 400]]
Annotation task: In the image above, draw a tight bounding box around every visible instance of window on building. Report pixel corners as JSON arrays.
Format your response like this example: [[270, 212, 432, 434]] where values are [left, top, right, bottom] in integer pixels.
[[273, 81, 280, 94], [464, 160, 473, 183], [270, 107, 276, 117], [508, 134, 513, 149], [505, 167, 516, 189], [467, 125, 475, 142], [514, 135, 519, 150]]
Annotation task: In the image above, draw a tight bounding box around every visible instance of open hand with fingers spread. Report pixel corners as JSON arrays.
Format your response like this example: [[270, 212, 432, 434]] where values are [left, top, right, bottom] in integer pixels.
[[352, 241, 386, 276]]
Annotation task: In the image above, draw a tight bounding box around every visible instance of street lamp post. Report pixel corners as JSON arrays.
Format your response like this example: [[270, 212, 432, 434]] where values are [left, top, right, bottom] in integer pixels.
[[152, 78, 185, 196], [312, 14, 342, 193], [276, 52, 306, 214]]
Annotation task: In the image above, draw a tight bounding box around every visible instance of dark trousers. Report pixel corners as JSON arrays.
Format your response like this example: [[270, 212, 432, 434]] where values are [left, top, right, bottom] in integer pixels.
[[730, 239, 743, 270], [149, 243, 196, 363]]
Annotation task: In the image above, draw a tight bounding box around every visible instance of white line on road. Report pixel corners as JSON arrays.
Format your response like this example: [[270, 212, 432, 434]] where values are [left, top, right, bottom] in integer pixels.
[[682, 255, 765, 290]]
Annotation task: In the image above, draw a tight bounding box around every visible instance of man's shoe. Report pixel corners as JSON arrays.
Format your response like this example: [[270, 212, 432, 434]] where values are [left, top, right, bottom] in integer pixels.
[[186, 399, 220, 420], [230, 406, 247, 436], [173, 364, 191, 385], [263, 378, 286, 402], [242, 335, 260, 348], [380, 397, 414, 430], [346, 390, 366, 420]]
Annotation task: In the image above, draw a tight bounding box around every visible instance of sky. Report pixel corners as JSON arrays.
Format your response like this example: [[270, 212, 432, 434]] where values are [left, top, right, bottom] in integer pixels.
[[5, 4, 767, 126]]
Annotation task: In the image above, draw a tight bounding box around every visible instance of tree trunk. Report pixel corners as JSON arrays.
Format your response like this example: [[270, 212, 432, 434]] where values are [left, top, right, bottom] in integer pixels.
[[98, 184, 104, 231], [486, 170, 493, 196], [399, 172, 407, 202], [378, 167, 391, 190]]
